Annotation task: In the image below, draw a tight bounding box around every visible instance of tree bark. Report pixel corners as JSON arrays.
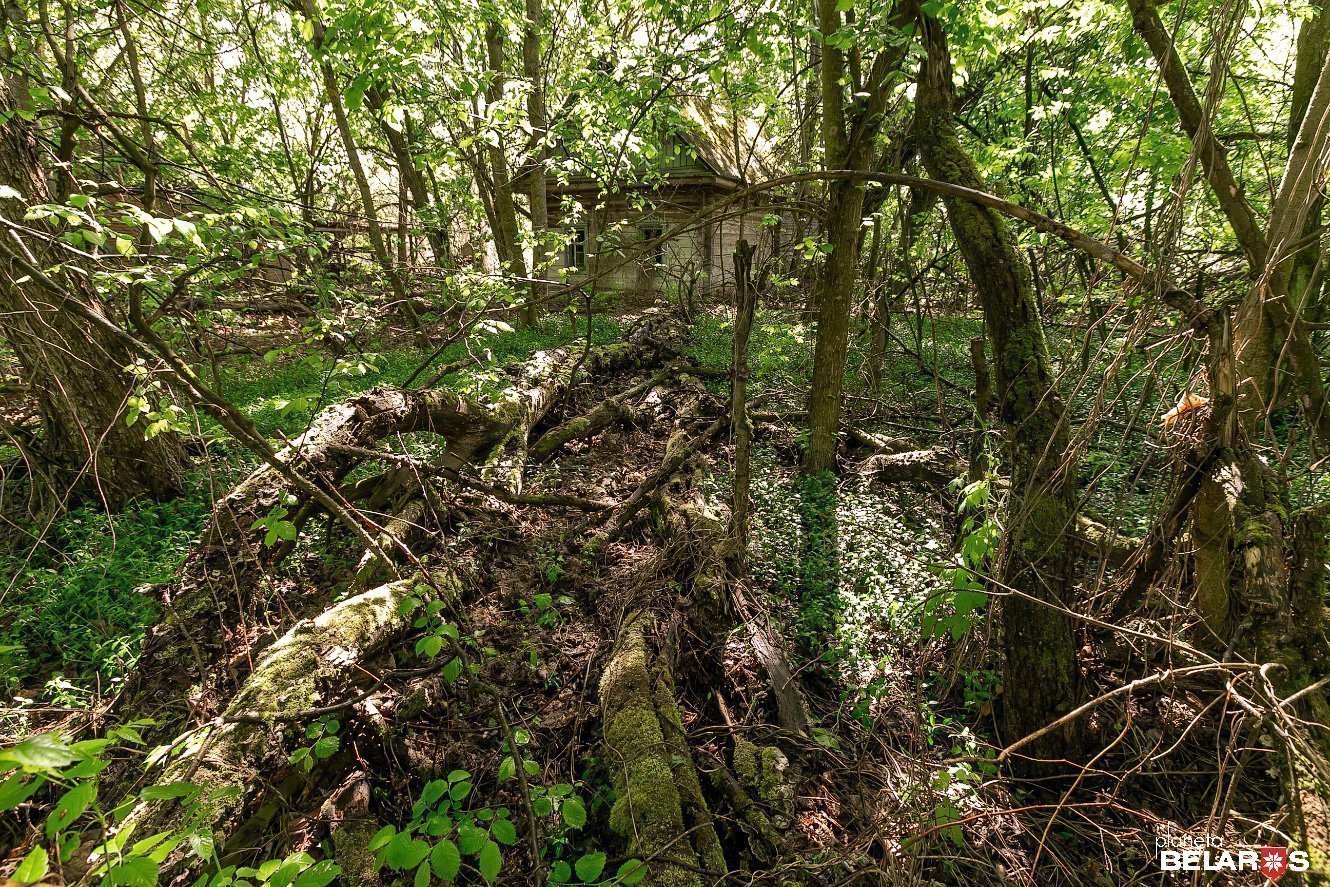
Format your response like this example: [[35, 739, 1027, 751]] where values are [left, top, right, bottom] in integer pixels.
[[801, 0, 909, 473], [912, 10, 1082, 764], [1286, 0, 1328, 322], [484, 22, 530, 290], [522, 0, 548, 325], [1126, 0, 1330, 442], [0, 67, 184, 509], [729, 240, 757, 565]]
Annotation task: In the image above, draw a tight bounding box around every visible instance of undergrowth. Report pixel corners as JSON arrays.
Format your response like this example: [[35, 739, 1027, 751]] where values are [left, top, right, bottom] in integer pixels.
[[0, 314, 620, 708]]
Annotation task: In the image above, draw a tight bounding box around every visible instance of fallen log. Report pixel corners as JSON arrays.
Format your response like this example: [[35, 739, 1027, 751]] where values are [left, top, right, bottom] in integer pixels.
[[599, 611, 724, 887], [529, 363, 681, 462], [653, 487, 812, 738], [1075, 514, 1139, 567], [134, 324, 672, 706], [858, 449, 1143, 564], [857, 446, 966, 485], [100, 574, 456, 880], [135, 387, 508, 701], [590, 417, 727, 550], [484, 321, 677, 492]]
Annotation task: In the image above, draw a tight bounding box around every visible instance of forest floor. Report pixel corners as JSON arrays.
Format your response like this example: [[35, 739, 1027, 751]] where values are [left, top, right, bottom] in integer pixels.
[[0, 299, 1284, 885]]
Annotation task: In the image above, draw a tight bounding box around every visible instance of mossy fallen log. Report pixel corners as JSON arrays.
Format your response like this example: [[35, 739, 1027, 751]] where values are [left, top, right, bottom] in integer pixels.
[[599, 611, 724, 887], [857, 447, 965, 485], [101, 574, 457, 879], [135, 323, 673, 707]]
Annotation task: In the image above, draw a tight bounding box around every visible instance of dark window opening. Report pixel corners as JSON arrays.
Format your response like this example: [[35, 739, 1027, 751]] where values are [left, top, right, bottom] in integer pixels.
[[641, 225, 664, 268], [565, 227, 586, 268]]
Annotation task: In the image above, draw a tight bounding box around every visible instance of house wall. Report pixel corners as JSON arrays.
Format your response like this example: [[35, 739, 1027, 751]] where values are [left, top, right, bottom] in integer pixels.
[[546, 185, 777, 297]]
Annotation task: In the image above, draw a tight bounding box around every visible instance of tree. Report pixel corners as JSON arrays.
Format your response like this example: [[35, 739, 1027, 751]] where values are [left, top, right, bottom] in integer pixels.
[[912, 7, 1082, 763], [801, 0, 910, 473], [0, 46, 184, 509]]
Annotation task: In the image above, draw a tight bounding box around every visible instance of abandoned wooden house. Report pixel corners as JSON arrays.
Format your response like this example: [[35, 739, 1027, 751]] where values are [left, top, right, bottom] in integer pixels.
[[546, 103, 781, 296]]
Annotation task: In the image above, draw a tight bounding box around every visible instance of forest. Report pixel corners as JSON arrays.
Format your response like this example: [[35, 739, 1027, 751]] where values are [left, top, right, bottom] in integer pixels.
[[0, 0, 1328, 882]]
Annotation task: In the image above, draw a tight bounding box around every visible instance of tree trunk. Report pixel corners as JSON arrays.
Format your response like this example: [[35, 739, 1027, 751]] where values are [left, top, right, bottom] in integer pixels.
[[912, 11, 1082, 764], [1126, 0, 1330, 442], [301, 2, 426, 341], [729, 240, 757, 567], [1287, 0, 1328, 322], [485, 22, 530, 291], [0, 69, 184, 509], [522, 0, 547, 325], [366, 91, 448, 265]]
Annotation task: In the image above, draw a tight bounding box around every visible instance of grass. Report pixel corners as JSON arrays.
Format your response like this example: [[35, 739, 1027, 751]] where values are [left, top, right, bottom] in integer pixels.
[[0, 313, 620, 706]]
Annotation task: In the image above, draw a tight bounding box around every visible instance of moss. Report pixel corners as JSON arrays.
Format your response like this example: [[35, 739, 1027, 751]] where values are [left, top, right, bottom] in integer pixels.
[[332, 821, 382, 884], [600, 613, 702, 887], [653, 668, 726, 874], [732, 738, 789, 808]]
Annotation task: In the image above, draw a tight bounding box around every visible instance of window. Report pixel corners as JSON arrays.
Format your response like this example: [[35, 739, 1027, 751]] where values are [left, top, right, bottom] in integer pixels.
[[565, 226, 587, 269], [640, 225, 664, 269]]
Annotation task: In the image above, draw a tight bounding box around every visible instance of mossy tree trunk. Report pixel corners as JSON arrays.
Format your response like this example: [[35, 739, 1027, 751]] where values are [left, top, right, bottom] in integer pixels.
[[912, 9, 1082, 764], [801, 0, 909, 474]]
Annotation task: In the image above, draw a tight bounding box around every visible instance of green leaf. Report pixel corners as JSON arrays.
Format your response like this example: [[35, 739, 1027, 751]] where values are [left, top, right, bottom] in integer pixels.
[[420, 779, 448, 807], [457, 825, 487, 855], [441, 657, 462, 682], [108, 856, 159, 886], [497, 756, 516, 780], [312, 736, 340, 759], [14, 845, 49, 885], [616, 859, 647, 885], [477, 840, 502, 883], [384, 831, 430, 870], [1, 733, 78, 771], [0, 773, 43, 811], [561, 796, 587, 829], [414, 860, 431, 887], [368, 825, 397, 852], [448, 780, 471, 801], [575, 851, 606, 883], [549, 860, 572, 884], [139, 781, 199, 801], [424, 812, 453, 836], [430, 839, 460, 881], [46, 780, 95, 835], [489, 818, 517, 846], [292, 860, 341, 887]]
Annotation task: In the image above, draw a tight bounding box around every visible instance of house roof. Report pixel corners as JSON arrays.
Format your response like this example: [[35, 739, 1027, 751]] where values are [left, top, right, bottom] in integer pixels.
[[543, 98, 778, 193], [675, 98, 778, 186]]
